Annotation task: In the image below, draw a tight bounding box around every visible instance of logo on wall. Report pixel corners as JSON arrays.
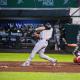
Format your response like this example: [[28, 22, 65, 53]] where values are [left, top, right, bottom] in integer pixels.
[[64, 0, 69, 5], [38, 0, 54, 6], [17, 0, 24, 4], [0, 0, 7, 5]]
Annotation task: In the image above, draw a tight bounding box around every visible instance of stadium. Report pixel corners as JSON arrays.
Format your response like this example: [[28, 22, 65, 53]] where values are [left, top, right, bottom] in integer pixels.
[[0, 0, 80, 80]]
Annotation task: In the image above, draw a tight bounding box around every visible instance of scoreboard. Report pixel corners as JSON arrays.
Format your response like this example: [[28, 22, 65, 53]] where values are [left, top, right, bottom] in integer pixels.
[[0, 0, 78, 9]]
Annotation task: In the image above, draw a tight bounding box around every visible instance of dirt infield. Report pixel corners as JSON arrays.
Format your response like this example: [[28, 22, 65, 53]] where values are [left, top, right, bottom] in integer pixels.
[[0, 61, 80, 72]]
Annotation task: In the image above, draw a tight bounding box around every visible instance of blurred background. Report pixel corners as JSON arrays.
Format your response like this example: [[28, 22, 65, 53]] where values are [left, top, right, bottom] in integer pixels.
[[0, 0, 80, 53]]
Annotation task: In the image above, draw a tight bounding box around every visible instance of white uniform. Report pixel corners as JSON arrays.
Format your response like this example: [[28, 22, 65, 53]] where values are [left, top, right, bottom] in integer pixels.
[[22, 27, 57, 66], [54, 25, 61, 51]]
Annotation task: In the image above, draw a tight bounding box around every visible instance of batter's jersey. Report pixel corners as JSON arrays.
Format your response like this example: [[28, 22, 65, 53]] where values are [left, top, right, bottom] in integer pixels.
[[39, 28, 53, 40]]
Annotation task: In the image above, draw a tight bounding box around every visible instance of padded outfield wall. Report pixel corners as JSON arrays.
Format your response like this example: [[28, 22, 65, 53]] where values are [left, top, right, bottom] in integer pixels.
[[64, 24, 80, 44]]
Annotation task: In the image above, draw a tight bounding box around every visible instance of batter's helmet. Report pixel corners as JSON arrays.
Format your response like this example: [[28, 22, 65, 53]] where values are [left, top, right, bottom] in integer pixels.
[[44, 23, 52, 29]]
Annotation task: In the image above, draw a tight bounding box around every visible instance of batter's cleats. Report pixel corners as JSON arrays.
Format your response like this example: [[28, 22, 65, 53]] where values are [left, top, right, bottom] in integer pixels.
[[50, 59, 57, 66], [21, 61, 30, 67]]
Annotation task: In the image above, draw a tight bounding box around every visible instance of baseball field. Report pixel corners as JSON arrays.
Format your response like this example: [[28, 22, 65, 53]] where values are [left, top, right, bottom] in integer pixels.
[[0, 52, 80, 80]]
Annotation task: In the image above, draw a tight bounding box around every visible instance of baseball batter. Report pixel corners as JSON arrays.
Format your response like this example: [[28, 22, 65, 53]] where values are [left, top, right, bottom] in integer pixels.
[[21, 23, 57, 66]]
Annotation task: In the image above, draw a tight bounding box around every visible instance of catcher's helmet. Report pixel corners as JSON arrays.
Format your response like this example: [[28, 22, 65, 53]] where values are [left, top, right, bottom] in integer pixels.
[[73, 56, 80, 64]]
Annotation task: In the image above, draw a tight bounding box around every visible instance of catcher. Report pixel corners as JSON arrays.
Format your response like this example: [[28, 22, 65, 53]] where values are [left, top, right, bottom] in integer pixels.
[[68, 30, 80, 63], [21, 23, 57, 66], [73, 30, 80, 57]]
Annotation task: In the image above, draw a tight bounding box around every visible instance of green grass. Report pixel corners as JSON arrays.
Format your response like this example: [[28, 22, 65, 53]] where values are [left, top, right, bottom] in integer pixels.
[[0, 53, 74, 62], [0, 53, 78, 80], [0, 72, 80, 80]]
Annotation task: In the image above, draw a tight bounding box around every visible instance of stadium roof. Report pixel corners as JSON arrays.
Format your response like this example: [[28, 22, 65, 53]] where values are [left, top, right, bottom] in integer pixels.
[[0, 8, 70, 18]]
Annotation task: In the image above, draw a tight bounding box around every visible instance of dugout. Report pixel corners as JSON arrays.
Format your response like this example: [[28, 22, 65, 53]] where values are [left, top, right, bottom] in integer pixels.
[[0, 8, 72, 50], [64, 24, 80, 44]]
